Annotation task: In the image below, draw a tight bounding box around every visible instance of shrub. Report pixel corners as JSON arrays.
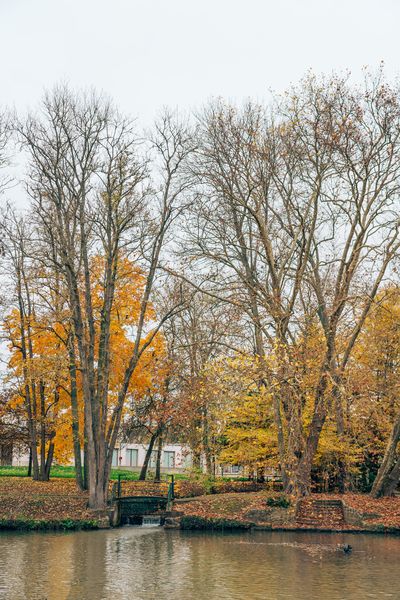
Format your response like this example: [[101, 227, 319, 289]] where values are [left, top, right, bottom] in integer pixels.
[[0, 518, 99, 531], [265, 494, 291, 508], [180, 515, 252, 530]]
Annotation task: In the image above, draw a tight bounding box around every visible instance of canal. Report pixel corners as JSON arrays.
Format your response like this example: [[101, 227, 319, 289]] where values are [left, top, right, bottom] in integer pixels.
[[0, 527, 399, 599]]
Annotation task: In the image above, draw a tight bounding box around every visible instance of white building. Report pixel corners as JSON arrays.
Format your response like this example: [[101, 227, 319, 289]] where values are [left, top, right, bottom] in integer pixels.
[[112, 442, 192, 473], [12, 442, 192, 473]]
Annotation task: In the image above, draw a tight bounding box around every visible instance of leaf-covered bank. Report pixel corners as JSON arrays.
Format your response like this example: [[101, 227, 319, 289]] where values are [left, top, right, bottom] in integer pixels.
[[0, 478, 101, 530], [175, 492, 400, 532]]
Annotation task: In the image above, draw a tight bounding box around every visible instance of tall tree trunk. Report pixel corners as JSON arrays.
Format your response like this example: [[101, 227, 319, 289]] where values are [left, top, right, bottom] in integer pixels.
[[332, 368, 347, 493], [371, 413, 400, 497], [377, 458, 400, 496], [83, 413, 89, 490], [28, 434, 39, 481], [68, 334, 84, 490], [154, 435, 163, 482], [27, 447, 32, 477], [139, 433, 158, 481], [272, 390, 288, 488], [44, 440, 55, 480], [16, 284, 39, 481], [202, 408, 213, 476], [285, 373, 329, 495], [39, 380, 47, 481], [192, 450, 201, 471]]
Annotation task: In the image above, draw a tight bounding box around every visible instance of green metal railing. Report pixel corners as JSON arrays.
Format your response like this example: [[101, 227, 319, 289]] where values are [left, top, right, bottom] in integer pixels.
[[111, 473, 175, 516]]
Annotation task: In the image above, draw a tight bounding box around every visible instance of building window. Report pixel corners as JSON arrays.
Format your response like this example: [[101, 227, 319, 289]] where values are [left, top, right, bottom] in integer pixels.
[[163, 451, 175, 468], [126, 449, 138, 467], [112, 449, 119, 467], [222, 464, 242, 475]]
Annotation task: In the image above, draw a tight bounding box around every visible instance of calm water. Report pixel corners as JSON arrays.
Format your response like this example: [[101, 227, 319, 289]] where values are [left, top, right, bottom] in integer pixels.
[[0, 527, 399, 600]]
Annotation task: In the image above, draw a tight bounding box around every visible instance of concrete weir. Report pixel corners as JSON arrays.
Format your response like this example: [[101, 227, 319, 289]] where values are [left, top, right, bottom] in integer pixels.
[[109, 477, 176, 527]]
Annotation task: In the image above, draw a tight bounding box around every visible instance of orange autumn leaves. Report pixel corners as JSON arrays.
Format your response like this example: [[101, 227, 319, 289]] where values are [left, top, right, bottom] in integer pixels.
[[3, 254, 168, 462]]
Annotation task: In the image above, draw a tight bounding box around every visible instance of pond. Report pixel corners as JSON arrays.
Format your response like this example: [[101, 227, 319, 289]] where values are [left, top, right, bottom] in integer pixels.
[[0, 527, 399, 599]]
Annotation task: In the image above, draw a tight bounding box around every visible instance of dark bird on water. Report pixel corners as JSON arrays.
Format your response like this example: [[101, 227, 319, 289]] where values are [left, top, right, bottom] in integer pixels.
[[342, 544, 352, 553]]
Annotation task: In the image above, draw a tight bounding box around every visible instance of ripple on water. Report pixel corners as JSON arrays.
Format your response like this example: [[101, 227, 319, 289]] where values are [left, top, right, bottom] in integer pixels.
[[0, 528, 399, 599]]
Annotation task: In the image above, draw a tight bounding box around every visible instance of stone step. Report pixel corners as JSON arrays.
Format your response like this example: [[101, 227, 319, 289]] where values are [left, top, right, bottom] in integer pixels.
[[297, 508, 343, 511], [298, 505, 343, 511], [306, 516, 345, 520], [297, 512, 343, 520], [297, 517, 345, 523], [297, 506, 344, 513], [300, 500, 343, 507], [297, 516, 345, 524], [296, 498, 346, 527]]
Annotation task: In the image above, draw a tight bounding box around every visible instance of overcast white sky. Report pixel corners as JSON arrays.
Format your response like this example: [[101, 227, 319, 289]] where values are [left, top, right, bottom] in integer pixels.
[[1, 0, 400, 125], [0, 0, 398, 356], [1, 0, 400, 207]]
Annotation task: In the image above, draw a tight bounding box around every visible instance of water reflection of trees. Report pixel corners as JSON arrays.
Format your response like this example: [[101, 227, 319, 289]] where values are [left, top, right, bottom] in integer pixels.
[[1, 530, 400, 599]]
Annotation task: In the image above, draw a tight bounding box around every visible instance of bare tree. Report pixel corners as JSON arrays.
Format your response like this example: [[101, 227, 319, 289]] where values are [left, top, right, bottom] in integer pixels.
[[0, 109, 11, 195], [291, 72, 400, 494], [185, 71, 400, 494], [18, 88, 194, 508], [0, 109, 12, 256]]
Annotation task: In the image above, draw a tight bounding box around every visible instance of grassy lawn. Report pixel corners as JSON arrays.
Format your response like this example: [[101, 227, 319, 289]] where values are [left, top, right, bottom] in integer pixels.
[[0, 464, 188, 481]]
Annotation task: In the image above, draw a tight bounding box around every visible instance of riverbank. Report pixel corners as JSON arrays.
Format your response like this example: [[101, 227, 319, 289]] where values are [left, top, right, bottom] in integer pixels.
[[1, 478, 400, 532], [0, 477, 204, 530], [173, 492, 400, 533], [0, 478, 102, 530]]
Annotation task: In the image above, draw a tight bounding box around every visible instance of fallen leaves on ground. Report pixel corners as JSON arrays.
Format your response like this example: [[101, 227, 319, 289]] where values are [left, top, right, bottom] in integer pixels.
[[0, 478, 91, 522], [175, 491, 400, 530], [2, 478, 400, 530], [339, 493, 400, 527], [176, 491, 279, 523]]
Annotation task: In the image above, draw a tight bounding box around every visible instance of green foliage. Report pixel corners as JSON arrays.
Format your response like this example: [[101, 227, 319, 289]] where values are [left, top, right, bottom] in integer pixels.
[[0, 466, 30, 477], [265, 494, 291, 508], [0, 465, 189, 481], [0, 518, 99, 531], [180, 515, 252, 530], [183, 468, 216, 493]]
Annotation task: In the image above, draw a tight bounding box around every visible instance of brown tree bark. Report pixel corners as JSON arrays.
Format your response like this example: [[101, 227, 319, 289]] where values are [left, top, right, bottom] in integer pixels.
[[139, 433, 158, 481], [19, 94, 191, 509], [371, 414, 400, 497], [154, 435, 163, 482]]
